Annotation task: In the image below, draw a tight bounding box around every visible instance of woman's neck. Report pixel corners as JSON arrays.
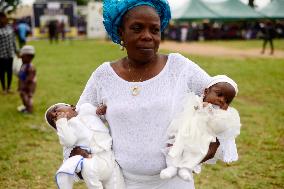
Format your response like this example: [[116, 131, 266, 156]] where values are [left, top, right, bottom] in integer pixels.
[[125, 54, 158, 70], [110, 54, 167, 82]]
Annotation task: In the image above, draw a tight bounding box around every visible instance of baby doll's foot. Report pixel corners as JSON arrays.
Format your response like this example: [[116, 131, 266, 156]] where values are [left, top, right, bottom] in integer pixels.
[[178, 168, 193, 181], [160, 166, 178, 179]]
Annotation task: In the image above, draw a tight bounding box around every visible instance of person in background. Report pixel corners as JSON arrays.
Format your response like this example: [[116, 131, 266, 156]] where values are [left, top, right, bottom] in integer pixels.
[[48, 20, 58, 44], [0, 12, 18, 94], [180, 25, 188, 42], [17, 45, 36, 114], [59, 20, 66, 41], [260, 21, 275, 55], [16, 20, 30, 48]]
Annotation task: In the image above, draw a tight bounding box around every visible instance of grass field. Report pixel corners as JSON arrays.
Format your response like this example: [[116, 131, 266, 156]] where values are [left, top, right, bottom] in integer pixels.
[[0, 40, 283, 189], [198, 39, 284, 51]]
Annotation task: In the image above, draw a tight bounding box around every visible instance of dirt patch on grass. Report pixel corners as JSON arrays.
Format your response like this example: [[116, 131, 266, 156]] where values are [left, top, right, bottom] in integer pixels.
[[160, 41, 284, 58]]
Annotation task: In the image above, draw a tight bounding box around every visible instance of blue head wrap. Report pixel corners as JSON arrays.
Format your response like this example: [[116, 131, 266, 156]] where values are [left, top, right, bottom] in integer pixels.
[[103, 0, 171, 44]]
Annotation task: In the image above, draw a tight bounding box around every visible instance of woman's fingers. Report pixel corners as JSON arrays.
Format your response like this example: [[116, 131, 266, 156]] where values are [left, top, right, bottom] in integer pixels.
[[96, 104, 107, 115], [69, 146, 90, 158]]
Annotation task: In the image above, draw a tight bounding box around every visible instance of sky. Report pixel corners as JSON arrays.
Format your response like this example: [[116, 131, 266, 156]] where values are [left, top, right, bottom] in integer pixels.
[[22, 0, 271, 9]]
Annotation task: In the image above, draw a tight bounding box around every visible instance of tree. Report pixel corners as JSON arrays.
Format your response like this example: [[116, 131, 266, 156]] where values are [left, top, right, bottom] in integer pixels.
[[248, 0, 255, 8], [76, 0, 88, 6], [76, 0, 103, 6], [0, 0, 20, 13]]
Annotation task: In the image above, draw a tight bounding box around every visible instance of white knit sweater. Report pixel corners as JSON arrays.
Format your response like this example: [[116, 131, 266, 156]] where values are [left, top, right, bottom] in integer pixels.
[[77, 53, 212, 175]]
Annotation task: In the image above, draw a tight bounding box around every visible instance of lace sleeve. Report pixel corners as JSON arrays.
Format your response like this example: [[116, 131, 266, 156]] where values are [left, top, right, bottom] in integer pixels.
[[77, 71, 99, 108], [216, 138, 239, 163], [176, 54, 211, 96], [205, 137, 239, 164], [188, 63, 211, 96]]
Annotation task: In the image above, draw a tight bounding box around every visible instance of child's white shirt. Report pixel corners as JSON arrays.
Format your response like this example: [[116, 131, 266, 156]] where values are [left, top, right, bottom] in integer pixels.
[[166, 93, 241, 170]]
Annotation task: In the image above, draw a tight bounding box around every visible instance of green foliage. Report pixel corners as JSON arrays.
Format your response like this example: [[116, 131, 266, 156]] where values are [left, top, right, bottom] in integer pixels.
[[76, 0, 103, 6], [0, 40, 283, 188], [249, 0, 255, 8], [76, 0, 88, 6], [0, 0, 20, 13]]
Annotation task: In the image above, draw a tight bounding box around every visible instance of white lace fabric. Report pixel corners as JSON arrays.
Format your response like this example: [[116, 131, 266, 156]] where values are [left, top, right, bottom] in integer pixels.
[[77, 53, 225, 175]]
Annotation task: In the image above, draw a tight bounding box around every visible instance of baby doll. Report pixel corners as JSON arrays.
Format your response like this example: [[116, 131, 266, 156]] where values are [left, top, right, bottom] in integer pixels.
[[160, 75, 241, 181], [45, 103, 125, 189]]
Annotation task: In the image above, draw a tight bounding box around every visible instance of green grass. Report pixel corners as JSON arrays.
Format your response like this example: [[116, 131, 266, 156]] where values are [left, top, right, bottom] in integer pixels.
[[0, 40, 283, 189], [198, 39, 284, 51]]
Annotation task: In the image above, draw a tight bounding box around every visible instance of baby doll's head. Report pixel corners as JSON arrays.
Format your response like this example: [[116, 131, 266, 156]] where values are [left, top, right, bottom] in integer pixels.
[[203, 75, 238, 110], [20, 45, 35, 64], [45, 103, 77, 130]]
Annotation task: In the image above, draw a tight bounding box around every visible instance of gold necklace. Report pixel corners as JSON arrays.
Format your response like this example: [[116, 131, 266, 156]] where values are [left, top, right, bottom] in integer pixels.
[[128, 63, 143, 82], [131, 86, 140, 96]]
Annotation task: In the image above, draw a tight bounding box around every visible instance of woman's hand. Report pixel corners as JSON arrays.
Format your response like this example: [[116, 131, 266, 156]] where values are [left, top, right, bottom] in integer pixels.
[[69, 147, 91, 180], [200, 138, 220, 163], [96, 104, 107, 115], [69, 146, 91, 158]]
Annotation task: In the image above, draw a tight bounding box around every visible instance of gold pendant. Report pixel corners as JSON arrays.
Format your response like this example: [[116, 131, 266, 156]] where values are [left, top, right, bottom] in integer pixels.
[[131, 86, 140, 96]]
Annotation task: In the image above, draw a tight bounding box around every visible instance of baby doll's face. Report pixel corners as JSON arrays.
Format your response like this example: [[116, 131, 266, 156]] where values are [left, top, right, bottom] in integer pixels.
[[54, 105, 78, 119], [48, 105, 77, 127], [203, 82, 236, 110]]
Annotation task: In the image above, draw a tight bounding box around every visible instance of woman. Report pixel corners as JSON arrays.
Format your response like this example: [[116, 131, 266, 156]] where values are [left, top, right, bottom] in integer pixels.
[[73, 0, 236, 188]]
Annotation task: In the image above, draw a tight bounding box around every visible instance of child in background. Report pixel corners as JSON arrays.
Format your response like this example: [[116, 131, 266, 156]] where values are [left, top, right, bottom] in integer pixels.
[[17, 45, 36, 113], [160, 75, 241, 181]]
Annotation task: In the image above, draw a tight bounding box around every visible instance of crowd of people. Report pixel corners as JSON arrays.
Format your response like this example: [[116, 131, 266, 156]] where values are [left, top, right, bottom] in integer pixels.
[[164, 21, 284, 42], [46, 20, 66, 43]]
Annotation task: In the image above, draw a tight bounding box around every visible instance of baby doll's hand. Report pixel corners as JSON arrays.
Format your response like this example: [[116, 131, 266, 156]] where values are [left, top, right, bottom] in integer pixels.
[[96, 104, 107, 115]]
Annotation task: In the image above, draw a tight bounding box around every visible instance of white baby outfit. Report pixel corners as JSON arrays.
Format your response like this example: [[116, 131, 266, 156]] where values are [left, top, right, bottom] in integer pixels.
[[55, 103, 125, 189], [76, 53, 238, 189], [160, 93, 241, 181]]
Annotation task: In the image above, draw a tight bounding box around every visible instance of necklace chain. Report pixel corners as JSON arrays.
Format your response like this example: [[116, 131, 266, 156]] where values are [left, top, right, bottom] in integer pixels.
[[126, 60, 149, 96], [128, 61, 146, 82]]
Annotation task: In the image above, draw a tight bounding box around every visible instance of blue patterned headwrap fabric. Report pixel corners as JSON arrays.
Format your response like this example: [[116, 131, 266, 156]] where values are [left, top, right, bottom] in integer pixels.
[[103, 0, 171, 44]]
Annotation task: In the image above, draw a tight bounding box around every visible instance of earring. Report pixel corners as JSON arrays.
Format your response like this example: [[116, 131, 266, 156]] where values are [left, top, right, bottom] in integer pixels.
[[120, 41, 124, 51]]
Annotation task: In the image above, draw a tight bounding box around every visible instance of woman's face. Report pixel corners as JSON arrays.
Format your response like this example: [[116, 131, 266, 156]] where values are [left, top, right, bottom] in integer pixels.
[[120, 6, 161, 63]]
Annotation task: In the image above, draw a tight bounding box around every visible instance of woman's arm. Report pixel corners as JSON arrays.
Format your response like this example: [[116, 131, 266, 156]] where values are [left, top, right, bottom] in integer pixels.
[[69, 146, 91, 158], [200, 139, 220, 163], [77, 71, 99, 108], [183, 56, 211, 96]]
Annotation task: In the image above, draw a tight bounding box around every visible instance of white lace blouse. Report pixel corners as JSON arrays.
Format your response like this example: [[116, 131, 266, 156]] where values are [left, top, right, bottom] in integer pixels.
[[77, 53, 233, 175]]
